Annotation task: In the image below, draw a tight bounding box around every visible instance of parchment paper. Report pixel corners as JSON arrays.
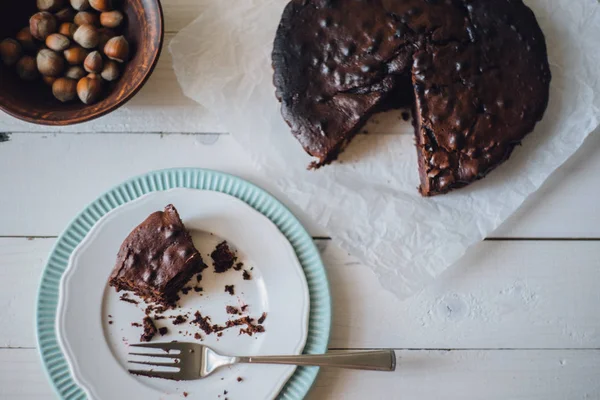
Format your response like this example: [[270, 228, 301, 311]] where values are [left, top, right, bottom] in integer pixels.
[[170, 0, 600, 298]]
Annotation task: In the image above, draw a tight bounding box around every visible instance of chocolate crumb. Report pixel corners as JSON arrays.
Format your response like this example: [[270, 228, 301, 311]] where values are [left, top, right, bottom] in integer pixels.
[[217, 332, 223, 337], [224, 390, 228, 395], [212, 241, 237, 273], [196, 274, 202, 282], [226, 306, 240, 315], [194, 332, 201, 340], [108, 321, 113, 324], [401, 111, 411, 121], [172, 315, 187, 325], [242, 270, 252, 280], [194, 287, 203, 292], [191, 312, 214, 335], [237, 377, 243, 382], [131, 322, 142, 327], [257, 312, 267, 324], [241, 305, 248, 312], [120, 293, 139, 305], [181, 287, 191, 295], [140, 317, 157, 342], [224, 285, 235, 295], [159, 327, 168, 336], [183, 392, 188, 397], [233, 262, 244, 271]]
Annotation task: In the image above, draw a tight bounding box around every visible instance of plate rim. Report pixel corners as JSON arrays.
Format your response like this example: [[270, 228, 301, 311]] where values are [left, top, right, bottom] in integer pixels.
[[36, 168, 332, 400], [57, 188, 311, 399]]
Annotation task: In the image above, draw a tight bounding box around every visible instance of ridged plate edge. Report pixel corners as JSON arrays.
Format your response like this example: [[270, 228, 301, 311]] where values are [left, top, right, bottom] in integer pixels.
[[36, 168, 332, 400]]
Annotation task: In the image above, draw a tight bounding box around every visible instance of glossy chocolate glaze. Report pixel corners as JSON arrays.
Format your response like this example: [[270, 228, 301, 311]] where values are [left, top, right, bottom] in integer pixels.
[[109, 204, 205, 305], [272, 0, 550, 195]]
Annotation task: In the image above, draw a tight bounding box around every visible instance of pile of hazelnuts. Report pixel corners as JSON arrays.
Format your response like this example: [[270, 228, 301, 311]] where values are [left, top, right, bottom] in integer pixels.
[[0, 0, 130, 105]]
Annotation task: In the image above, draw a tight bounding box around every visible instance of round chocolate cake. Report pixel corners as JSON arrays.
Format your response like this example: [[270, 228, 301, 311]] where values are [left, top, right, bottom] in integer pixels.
[[272, 0, 551, 195]]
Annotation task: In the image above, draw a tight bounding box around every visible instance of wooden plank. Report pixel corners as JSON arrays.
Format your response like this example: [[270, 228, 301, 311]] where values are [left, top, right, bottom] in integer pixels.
[[2, 238, 600, 349], [1, 132, 600, 238], [2, 348, 599, 400], [0, 132, 323, 237], [309, 349, 600, 400], [0, 350, 54, 400]]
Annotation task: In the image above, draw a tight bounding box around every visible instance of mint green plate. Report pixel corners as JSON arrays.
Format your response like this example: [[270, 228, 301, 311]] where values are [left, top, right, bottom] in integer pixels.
[[36, 168, 331, 399]]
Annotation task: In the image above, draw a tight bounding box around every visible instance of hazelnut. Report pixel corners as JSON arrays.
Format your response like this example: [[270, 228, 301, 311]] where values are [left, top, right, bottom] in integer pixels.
[[100, 59, 119, 81], [97, 27, 115, 50], [37, 0, 66, 12], [52, 77, 78, 102], [73, 24, 99, 49], [74, 11, 100, 26], [37, 49, 65, 77], [100, 11, 124, 28], [64, 46, 88, 64], [104, 35, 129, 63], [77, 76, 102, 104], [43, 75, 58, 86], [59, 22, 77, 39], [70, 0, 90, 11], [86, 72, 102, 80], [84, 50, 103, 73], [0, 39, 22, 66], [16, 56, 39, 81], [65, 65, 86, 80], [16, 28, 38, 53], [89, 0, 112, 12], [54, 8, 75, 23], [30, 12, 58, 41], [46, 33, 71, 51]]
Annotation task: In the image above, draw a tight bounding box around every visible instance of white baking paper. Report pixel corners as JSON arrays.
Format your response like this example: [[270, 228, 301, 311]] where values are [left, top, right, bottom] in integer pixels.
[[169, 0, 600, 298]]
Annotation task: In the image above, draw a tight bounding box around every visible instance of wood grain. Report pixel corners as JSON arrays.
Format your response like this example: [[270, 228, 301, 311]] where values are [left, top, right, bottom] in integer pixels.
[[3, 237, 600, 349], [1, 132, 600, 238], [2, 349, 599, 399], [0, 0, 164, 126]]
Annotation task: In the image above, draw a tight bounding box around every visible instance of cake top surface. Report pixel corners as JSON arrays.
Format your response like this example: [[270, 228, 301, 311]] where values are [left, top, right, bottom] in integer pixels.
[[110, 204, 203, 294], [272, 0, 550, 194]]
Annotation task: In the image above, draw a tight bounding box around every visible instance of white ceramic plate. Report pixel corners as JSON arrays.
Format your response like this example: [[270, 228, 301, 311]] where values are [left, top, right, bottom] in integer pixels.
[[57, 189, 310, 400]]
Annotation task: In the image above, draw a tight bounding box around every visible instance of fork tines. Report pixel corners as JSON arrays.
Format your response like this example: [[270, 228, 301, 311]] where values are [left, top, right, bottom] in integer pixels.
[[128, 342, 182, 380]]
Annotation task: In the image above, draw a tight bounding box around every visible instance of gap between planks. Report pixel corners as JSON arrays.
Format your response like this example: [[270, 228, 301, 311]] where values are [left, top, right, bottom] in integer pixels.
[[1, 236, 600, 241]]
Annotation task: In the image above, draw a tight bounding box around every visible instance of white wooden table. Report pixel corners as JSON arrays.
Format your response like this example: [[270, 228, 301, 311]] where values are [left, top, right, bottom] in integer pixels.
[[1, 1, 600, 398]]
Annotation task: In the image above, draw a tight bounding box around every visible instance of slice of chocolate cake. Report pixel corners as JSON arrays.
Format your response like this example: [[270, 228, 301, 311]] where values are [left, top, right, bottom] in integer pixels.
[[272, 0, 550, 195], [109, 205, 206, 307]]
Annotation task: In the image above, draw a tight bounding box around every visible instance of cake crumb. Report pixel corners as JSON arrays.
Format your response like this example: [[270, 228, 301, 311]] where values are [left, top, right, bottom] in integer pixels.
[[140, 317, 157, 342], [257, 312, 267, 324], [212, 241, 237, 273], [159, 327, 168, 336], [194, 332, 202, 340], [237, 376, 243, 382], [120, 293, 139, 305], [172, 315, 187, 325], [224, 285, 235, 295], [194, 286, 203, 292], [226, 306, 240, 315], [233, 262, 244, 271], [242, 270, 252, 280]]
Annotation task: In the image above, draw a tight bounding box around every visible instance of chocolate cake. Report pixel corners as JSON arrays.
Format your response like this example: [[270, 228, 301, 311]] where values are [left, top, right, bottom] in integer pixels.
[[272, 0, 551, 195], [109, 205, 206, 307]]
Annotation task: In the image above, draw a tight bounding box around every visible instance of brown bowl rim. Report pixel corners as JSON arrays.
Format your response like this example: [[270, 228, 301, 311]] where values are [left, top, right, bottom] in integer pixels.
[[0, 0, 165, 127]]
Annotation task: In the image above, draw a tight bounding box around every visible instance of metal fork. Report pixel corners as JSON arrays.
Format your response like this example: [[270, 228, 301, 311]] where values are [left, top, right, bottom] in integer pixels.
[[128, 342, 396, 380]]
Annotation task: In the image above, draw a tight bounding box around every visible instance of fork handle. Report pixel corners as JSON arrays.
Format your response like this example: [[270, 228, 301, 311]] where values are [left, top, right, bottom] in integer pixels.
[[237, 350, 396, 371]]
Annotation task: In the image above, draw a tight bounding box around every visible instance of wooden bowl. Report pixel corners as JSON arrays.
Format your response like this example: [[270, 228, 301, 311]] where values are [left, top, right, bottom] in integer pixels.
[[0, 0, 163, 126]]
